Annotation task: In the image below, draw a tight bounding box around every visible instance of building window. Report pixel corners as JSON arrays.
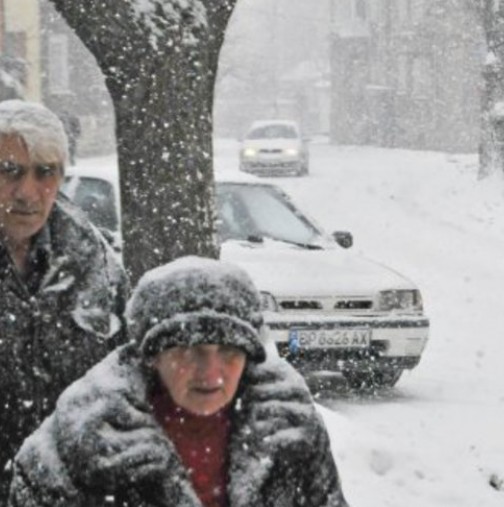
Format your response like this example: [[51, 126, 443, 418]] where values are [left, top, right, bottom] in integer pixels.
[[411, 57, 431, 98], [397, 0, 412, 25], [355, 0, 367, 20], [411, 0, 425, 23], [368, 0, 383, 23], [4, 31, 27, 59], [397, 55, 409, 93], [48, 33, 69, 93]]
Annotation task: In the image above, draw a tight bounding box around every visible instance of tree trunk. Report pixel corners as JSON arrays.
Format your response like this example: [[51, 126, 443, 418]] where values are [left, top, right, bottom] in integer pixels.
[[468, 0, 504, 177], [47, 0, 237, 282]]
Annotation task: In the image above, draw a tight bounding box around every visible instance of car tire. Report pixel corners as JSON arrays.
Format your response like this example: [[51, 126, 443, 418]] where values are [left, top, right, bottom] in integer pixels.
[[343, 368, 403, 390], [297, 164, 309, 177]]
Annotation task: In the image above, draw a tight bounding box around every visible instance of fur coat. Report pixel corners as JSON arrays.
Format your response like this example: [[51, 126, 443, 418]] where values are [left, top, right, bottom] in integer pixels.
[[9, 344, 348, 507], [0, 197, 129, 503]]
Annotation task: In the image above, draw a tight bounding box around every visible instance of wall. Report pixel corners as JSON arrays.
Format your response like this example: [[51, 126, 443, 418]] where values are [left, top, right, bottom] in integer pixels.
[[4, 0, 41, 101]]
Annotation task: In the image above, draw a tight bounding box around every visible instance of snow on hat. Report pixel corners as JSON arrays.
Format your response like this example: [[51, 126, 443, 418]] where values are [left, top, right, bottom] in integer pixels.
[[0, 100, 69, 167], [127, 256, 266, 363]]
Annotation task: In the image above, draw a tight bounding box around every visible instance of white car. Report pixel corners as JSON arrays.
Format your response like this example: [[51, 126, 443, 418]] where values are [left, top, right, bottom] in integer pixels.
[[239, 119, 309, 177], [61, 164, 122, 253], [62, 166, 429, 389]]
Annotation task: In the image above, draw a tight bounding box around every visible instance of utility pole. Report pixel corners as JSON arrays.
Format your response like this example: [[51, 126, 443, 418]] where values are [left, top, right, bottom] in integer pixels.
[[272, 0, 280, 117]]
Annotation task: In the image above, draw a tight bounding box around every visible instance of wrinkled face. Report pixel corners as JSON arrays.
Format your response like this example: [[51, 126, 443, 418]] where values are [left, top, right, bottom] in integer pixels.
[[0, 134, 62, 247], [153, 344, 247, 416]]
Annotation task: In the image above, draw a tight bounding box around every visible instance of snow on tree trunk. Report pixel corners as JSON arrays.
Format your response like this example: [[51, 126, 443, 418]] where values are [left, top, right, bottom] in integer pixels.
[[468, 0, 504, 177], [47, 0, 237, 282]]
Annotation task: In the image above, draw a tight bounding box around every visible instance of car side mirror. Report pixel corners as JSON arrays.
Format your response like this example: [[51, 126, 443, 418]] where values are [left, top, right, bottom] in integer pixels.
[[332, 231, 353, 249]]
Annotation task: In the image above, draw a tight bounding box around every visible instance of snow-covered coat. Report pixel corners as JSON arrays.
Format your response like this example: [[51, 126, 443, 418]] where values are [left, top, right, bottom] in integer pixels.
[[9, 344, 348, 507], [0, 196, 129, 504]]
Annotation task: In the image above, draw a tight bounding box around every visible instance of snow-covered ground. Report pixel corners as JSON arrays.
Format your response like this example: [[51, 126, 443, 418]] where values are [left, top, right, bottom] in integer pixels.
[[214, 139, 504, 506]]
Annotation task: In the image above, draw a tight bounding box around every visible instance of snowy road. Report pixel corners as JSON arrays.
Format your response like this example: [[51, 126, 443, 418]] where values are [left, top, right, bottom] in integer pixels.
[[215, 139, 504, 506]]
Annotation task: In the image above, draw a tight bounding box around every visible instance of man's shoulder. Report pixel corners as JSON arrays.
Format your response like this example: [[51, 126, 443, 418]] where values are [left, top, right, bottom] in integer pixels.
[[57, 344, 144, 409], [51, 195, 103, 244], [50, 196, 126, 276]]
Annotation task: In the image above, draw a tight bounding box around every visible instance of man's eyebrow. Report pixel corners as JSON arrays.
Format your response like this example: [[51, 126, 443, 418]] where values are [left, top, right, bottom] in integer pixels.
[[35, 162, 61, 167], [0, 160, 24, 168]]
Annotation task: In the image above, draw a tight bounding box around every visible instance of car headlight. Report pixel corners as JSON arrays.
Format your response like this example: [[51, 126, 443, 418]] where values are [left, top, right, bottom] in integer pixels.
[[260, 291, 279, 312], [377, 290, 423, 312], [242, 148, 257, 158], [284, 148, 299, 156]]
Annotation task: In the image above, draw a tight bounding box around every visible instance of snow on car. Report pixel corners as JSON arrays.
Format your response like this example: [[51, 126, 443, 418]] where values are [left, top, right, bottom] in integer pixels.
[[239, 119, 310, 177], [62, 163, 429, 389]]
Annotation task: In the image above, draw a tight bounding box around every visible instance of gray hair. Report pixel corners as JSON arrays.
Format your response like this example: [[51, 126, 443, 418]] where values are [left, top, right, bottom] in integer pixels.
[[0, 100, 69, 167]]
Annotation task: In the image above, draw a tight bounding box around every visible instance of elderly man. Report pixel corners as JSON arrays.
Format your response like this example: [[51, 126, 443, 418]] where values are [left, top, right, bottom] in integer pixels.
[[0, 100, 128, 503], [8, 257, 348, 507]]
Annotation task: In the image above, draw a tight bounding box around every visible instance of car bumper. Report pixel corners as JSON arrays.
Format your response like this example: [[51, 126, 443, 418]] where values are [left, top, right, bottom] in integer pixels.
[[264, 314, 429, 373], [240, 160, 302, 176]]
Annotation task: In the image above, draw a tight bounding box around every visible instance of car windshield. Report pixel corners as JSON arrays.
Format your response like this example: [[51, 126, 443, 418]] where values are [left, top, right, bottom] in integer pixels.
[[61, 176, 118, 232], [246, 124, 298, 140], [216, 183, 321, 245]]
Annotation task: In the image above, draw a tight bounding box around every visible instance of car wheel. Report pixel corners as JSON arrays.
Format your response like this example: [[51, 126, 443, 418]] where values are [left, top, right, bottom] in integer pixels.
[[297, 164, 309, 177], [343, 368, 403, 390]]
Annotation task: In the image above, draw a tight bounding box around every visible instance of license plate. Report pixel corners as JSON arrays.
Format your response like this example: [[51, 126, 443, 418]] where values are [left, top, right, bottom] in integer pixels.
[[289, 328, 371, 350]]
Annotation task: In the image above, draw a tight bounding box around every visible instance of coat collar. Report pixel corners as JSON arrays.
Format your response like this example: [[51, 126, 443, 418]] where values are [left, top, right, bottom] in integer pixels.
[[0, 197, 100, 295], [226, 360, 317, 507]]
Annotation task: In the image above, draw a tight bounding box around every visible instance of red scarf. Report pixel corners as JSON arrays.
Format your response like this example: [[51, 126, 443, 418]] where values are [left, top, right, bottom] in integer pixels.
[[150, 389, 231, 507]]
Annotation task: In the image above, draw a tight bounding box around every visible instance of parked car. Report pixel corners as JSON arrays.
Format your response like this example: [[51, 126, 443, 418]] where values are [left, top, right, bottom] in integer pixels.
[[239, 119, 309, 177], [61, 164, 122, 253], [62, 166, 429, 389]]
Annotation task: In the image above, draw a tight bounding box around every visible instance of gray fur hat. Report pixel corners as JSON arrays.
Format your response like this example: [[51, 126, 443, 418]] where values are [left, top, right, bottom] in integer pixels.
[[126, 256, 266, 363]]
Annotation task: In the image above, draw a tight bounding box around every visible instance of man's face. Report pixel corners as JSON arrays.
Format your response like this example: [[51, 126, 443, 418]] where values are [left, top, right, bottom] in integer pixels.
[[0, 135, 62, 246], [153, 344, 247, 415]]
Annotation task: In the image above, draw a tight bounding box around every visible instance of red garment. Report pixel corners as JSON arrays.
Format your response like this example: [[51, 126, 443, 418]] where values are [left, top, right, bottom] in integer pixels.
[[150, 389, 231, 507]]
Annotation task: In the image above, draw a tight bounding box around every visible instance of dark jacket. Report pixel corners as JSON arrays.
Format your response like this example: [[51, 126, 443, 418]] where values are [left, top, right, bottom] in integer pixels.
[[0, 196, 129, 504], [9, 345, 348, 507]]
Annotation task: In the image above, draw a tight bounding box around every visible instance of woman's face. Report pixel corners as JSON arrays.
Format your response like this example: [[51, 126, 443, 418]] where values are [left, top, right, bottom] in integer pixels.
[[153, 344, 247, 415]]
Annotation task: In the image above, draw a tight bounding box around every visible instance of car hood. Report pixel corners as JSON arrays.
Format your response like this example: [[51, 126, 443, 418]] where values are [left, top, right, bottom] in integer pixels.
[[220, 239, 415, 297], [242, 139, 302, 150]]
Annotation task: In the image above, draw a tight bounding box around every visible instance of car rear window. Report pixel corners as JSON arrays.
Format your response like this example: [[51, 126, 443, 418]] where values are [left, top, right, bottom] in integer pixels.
[[62, 177, 118, 232]]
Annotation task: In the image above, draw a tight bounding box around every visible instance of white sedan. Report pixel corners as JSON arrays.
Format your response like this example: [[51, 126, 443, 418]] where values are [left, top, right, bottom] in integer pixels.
[[63, 167, 429, 389], [216, 173, 429, 388], [239, 119, 310, 177]]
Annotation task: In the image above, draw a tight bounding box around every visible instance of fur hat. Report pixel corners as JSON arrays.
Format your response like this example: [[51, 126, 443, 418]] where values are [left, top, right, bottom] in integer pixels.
[[126, 256, 266, 363]]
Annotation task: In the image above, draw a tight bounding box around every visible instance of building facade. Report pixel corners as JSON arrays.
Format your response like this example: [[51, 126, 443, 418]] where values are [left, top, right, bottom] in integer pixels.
[[1, 0, 40, 101], [330, 0, 484, 152], [39, 0, 115, 156], [0, 0, 115, 157]]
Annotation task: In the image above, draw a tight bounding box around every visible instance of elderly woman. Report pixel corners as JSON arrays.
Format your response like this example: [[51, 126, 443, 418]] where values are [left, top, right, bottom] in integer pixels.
[[9, 257, 348, 507]]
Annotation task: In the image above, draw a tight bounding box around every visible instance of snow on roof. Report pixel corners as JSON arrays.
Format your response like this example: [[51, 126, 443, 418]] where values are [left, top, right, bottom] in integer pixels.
[[248, 119, 299, 129]]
